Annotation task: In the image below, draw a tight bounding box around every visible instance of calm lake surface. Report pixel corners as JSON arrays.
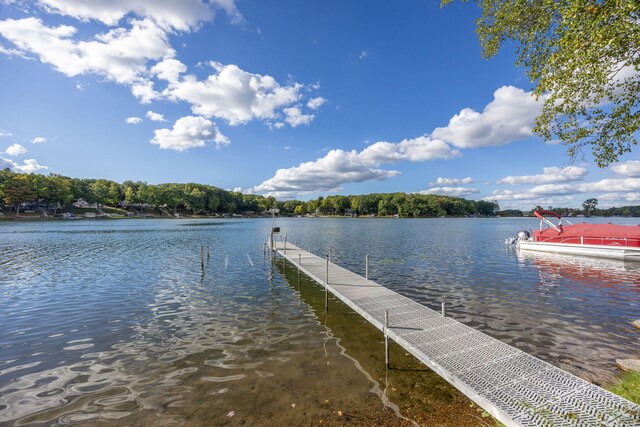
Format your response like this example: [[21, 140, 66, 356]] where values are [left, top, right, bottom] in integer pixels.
[[1, 217, 639, 425]]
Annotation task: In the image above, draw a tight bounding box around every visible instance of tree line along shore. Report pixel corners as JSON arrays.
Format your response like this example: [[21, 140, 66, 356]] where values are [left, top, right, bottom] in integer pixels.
[[1, 169, 638, 218]]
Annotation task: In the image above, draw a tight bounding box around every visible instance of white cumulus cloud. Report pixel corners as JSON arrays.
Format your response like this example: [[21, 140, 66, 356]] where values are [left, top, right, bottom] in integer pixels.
[[432, 86, 543, 148], [417, 187, 479, 197], [283, 107, 313, 127], [14, 158, 48, 173], [165, 62, 305, 126], [253, 136, 459, 198], [0, 4, 320, 131], [429, 177, 474, 186], [307, 96, 326, 110], [599, 192, 640, 203], [151, 57, 186, 84], [31, 136, 47, 143], [5, 143, 27, 156], [0, 157, 49, 173], [358, 137, 459, 164], [0, 130, 12, 137], [611, 160, 640, 177], [497, 166, 588, 185], [0, 17, 172, 101], [151, 115, 229, 151], [146, 110, 166, 122], [487, 177, 640, 202], [30, 0, 242, 31], [125, 116, 142, 124], [578, 178, 640, 194]]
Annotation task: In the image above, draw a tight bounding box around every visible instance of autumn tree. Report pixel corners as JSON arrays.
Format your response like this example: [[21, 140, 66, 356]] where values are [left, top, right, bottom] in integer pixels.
[[444, 0, 640, 166]]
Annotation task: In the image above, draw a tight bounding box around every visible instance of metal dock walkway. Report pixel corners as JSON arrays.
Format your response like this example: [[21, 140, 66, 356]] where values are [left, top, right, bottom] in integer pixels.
[[274, 241, 640, 427]]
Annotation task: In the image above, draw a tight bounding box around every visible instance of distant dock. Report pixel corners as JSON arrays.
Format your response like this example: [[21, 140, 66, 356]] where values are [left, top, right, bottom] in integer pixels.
[[273, 240, 640, 427]]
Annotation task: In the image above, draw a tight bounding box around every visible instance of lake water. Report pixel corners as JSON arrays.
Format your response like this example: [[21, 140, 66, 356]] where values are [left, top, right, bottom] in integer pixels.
[[1, 217, 639, 426]]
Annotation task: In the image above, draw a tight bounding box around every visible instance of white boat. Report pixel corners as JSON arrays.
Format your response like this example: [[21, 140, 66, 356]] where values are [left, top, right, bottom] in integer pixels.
[[509, 210, 640, 261]]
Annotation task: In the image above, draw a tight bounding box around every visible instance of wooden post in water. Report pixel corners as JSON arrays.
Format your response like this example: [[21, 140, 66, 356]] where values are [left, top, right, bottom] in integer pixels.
[[263, 242, 266, 257], [200, 245, 204, 271], [365, 254, 369, 280], [329, 249, 332, 264], [384, 309, 390, 368], [441, 302, 446, 317], [284, 235, 287, 254], [298, 253, 301, 267], [207, 245, 210, 260]]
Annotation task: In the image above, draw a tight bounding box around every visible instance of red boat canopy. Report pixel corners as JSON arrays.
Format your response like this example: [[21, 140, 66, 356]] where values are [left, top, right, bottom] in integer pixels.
[[534, 222, 640, 247], [534, 210, 562, 220]]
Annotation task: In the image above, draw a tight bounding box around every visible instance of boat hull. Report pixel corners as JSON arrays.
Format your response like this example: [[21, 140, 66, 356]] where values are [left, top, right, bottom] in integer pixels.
[[518, 241, 640, 261]]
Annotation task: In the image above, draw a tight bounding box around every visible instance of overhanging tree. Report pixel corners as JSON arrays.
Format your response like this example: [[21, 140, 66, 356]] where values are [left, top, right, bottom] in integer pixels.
[[443, 0, 640, 166]]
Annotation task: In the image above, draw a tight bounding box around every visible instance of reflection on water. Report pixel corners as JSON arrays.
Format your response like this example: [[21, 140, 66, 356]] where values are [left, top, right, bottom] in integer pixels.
[[0, 220, 407, 426], [1, 217, 639, 425], [517, 249, 640, 290]]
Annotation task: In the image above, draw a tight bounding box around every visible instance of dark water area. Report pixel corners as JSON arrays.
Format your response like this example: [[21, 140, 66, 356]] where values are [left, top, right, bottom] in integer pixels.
[[0, 217, 639, 425]]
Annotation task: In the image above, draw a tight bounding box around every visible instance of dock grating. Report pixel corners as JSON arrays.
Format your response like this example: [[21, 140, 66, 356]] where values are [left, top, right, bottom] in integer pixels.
[[275, 242, 640, 427]]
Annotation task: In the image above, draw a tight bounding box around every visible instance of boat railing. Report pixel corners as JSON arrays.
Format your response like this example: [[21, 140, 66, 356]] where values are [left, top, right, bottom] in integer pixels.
[[537, 235, 640, 247]]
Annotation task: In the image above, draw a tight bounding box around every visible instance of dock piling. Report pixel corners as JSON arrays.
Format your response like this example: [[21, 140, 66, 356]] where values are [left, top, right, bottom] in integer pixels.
[[284, 235, 287, 254], [325, 285, 328, 312], [384, 309, 390, 368], [365, 254, 369, 280], [329, 249, 332, 263], [441, 302, 445, 317], [207, 245, 210, 260], [200, 245, 204, 270], [326, 254, 329, 285], [263, 242, 266, 257]]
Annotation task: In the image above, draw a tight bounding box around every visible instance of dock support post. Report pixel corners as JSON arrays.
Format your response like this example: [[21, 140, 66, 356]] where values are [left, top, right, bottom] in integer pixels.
[[263, 242, 266, 257], [325, 285, 328, 312], [201, 245, 204, 271], [384, 309, 390, 368], [329, 249, 332, 264], [284, 235, 287, 254], [207, 245, 210, 260], [441, 302, 446, 317], [326, 254, 329, 285], [365, 255, 369, 280]]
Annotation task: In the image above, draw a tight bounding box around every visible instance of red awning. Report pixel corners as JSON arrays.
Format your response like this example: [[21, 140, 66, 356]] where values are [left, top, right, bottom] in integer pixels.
[[533, 222, 640, 246]]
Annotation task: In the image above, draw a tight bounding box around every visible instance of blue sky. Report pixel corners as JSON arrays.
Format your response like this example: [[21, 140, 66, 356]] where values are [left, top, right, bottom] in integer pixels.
[[0, 0, 639, 210]]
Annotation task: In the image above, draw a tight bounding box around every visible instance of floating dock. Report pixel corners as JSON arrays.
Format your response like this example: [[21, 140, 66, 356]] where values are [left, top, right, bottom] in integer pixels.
[[274, 241, 640, 427]]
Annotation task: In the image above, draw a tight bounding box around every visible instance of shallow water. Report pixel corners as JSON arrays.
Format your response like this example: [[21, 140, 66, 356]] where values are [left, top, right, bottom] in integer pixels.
[[0, 217, 639, 425], [281, 217, 640, 384]]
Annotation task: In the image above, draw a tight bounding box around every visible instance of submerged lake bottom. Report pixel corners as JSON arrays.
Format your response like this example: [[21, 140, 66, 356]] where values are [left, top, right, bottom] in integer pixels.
[[1, 218, 639, 425]]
